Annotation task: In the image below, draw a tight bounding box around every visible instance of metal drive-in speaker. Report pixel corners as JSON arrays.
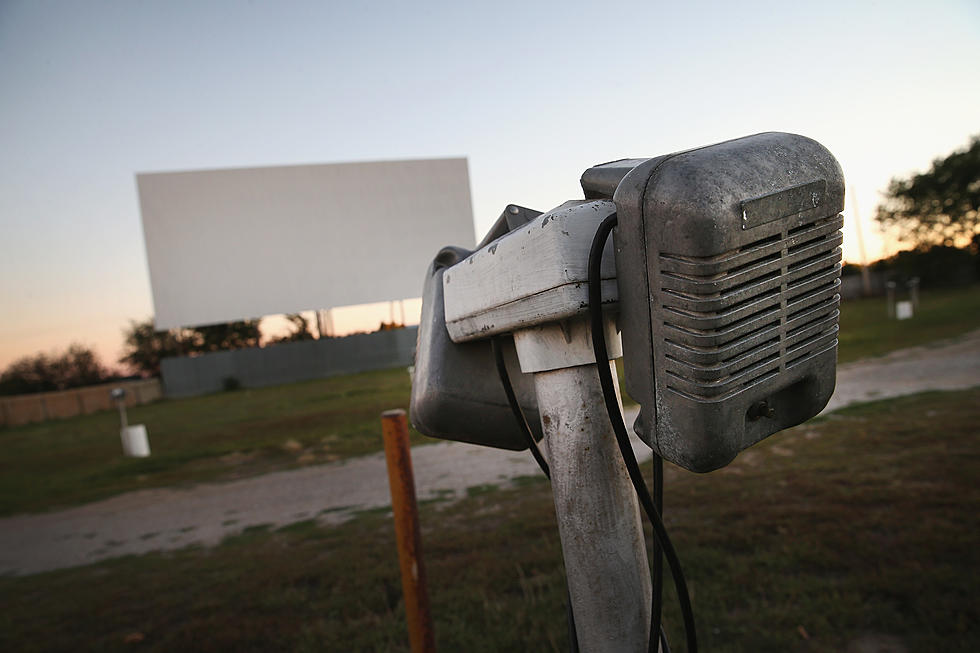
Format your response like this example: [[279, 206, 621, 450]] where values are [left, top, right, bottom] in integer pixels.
[[582, 132, 844, 472], [409, 207, 544, 450]]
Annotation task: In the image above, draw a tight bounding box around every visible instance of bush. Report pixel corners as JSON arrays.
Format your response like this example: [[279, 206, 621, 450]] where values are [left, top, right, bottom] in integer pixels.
[[0, 344, 112, 396]]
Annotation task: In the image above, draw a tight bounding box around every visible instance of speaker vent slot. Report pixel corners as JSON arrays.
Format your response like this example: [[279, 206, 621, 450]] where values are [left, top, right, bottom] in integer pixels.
[[659, 214, 842, 400]]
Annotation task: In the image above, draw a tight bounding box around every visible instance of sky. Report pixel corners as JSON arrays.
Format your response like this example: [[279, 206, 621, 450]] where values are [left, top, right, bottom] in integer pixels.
[[1, 0, 978, 371]]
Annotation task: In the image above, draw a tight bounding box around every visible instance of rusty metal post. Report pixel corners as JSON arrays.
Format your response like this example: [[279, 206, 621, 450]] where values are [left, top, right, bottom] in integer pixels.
[[381, 409, 436, 653]]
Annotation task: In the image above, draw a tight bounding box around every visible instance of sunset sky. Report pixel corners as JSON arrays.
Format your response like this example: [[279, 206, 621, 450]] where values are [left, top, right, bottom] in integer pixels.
[[1, 0, 978, 371]]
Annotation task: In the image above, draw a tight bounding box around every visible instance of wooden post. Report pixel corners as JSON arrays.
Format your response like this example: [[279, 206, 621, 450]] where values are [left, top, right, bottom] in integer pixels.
[[381, 409, 435, 653]]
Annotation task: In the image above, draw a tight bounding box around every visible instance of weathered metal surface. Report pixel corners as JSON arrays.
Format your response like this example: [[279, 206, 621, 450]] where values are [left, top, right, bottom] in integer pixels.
[[512, 316, 621, 374], [475, 203, 543, 250], [410, 246, 541, 450], [442, 200, 618, 342], [534, 359, 651, 653], [381, 410, 436, 653], [522, 319, 651, 653], [584, 131, 844, 472], [740, 179, 827, 230]]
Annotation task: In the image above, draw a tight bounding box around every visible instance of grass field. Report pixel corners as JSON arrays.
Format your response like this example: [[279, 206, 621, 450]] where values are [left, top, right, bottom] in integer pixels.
[[0, 368, 433, 515], [0, 283, 977, 516], [0, 389, 976, 652]]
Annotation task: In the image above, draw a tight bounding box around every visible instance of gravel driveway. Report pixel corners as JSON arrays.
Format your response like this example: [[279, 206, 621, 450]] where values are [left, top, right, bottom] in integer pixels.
[[2, 330, 978, 576]]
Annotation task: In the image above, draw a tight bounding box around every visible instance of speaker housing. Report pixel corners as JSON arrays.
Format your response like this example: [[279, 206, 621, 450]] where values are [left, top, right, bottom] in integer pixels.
[[583, 132, 844, 472], [410, 212, 543, 450]]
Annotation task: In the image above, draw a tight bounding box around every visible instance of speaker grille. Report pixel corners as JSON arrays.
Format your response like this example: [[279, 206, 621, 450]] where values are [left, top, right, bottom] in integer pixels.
[[658, 214, 843, 400]]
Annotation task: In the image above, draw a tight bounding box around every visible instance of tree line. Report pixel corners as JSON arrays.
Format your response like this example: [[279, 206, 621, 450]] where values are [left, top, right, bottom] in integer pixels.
[[117, 314, 315, 377], [0, 344, 117, 396], [0, 315, 314, 395]]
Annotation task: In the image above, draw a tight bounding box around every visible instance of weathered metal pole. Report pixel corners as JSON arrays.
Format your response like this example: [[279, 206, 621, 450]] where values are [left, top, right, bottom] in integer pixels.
[[514, 319, 651, 652], [381, 409, 436, 653], [116, 399, 128, 430], [886, 281, 897, 318]]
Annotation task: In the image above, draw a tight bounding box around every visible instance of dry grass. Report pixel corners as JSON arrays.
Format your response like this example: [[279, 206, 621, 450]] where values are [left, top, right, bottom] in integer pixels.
[[1, 388, 977, 652]]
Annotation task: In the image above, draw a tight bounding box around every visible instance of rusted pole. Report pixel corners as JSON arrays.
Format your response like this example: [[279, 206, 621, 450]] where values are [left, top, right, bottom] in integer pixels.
[[381, 409, 435, 653]]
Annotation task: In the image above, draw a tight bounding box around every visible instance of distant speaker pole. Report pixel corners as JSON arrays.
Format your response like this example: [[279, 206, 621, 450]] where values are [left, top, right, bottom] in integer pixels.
[[850, 186, 873, 296], [315, 310, 325, 339]]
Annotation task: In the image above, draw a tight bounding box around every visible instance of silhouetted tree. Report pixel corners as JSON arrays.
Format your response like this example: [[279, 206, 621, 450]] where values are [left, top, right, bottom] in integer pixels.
[[268, 314, 315, 344], [119, 319, 187, 376], [876, 135, 980, 249], [191, 320, 262, 352], [0, 344, 111, 395], [57, 344, 109, 386], [120, 318, 264, 376], [0, 355, 54, 395]]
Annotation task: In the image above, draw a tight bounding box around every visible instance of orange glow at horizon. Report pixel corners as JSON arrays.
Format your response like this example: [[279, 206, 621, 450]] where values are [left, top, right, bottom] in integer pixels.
[[259, 299, 423, 342]]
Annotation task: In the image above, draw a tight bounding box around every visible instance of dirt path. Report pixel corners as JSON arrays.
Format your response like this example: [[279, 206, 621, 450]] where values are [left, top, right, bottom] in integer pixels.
[[822, 330, 980, 412], [2, 330, 978, 576]]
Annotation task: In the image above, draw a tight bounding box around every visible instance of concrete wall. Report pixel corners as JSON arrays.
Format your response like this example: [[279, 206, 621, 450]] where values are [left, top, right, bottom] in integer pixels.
[[0, 378, 163, 428], [161, 327, 418, 398]]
